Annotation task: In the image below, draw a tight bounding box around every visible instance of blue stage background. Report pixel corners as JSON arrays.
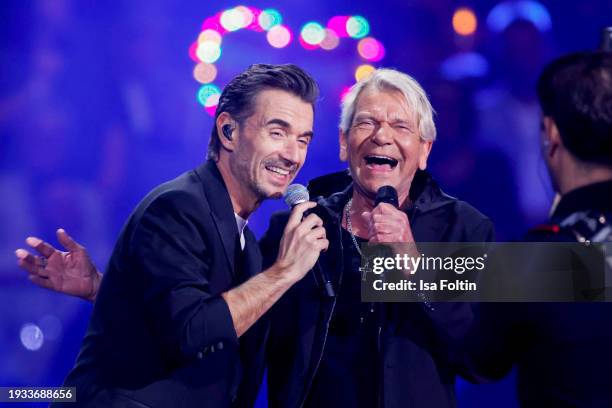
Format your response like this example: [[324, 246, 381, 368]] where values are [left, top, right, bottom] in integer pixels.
[[1, 1, 610, 406]]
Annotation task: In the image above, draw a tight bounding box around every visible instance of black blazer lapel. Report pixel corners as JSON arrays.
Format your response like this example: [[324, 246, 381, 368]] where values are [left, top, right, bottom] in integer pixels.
[[194, 160, 238, 274], [242, 228, 262, 280]]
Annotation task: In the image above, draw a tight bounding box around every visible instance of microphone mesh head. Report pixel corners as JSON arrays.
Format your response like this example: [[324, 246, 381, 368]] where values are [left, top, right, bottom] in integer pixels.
[[375, 185, 399, 208], [284, 184, 310, 207]]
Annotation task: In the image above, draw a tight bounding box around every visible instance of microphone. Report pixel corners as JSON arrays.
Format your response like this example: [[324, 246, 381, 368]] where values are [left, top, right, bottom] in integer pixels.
[[283, 184, 335, 297], [372, 187, 399, 332], [375, 185, 399, 208], [283, 184, 310, 207]]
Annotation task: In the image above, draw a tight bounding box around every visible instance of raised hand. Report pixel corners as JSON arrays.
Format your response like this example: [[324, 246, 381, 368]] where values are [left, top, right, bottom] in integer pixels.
[[363, 203, 415, 243], [15, 229, 102, 302]]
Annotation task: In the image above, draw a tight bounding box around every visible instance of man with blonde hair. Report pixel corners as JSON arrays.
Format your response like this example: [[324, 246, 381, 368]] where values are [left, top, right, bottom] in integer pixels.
[[260, 68, 493, 407]]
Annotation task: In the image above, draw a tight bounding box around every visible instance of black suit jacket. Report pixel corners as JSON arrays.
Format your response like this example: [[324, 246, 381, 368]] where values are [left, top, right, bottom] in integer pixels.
[[59, 161, 266, 408]]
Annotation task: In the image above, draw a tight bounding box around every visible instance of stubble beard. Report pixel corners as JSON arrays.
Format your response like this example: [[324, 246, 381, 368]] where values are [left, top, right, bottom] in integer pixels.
[[230, 152, 273, 202]]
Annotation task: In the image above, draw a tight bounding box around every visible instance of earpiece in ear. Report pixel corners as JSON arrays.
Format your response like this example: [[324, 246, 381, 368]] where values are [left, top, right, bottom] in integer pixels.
[[222, 124, 233, 141]]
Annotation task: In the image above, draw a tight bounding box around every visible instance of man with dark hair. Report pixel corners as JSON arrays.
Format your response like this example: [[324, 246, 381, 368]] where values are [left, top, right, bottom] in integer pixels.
[[537, 51, 612, 176], [468, 50, 612, 406], [207, 65, 319, 162], [31, 63, 329, 408]]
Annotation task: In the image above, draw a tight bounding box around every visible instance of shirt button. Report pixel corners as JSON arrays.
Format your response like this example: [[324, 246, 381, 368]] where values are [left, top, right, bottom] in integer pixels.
[[217, 341, 224, 350]]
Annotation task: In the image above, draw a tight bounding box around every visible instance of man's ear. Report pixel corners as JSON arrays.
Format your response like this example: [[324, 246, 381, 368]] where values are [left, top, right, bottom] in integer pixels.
[[216, 112, 236, 153], [542, 116, 561, 157], [418, 139, 433, 170], [339, 130, 348, 161]]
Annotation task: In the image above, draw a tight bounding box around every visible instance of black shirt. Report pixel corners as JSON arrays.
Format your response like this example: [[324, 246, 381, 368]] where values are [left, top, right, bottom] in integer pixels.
[[304, 229, 380, 408], [475, 180, 612, 406], [526, 180, 612, 242]]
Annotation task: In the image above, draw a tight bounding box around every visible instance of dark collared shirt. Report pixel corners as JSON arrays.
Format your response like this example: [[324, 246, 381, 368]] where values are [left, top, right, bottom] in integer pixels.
[[304, 230, 379, 408], [552, 180, 612, 222]]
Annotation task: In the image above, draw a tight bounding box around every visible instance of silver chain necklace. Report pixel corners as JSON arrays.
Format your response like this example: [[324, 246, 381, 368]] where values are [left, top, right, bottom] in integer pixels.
[[345, 198, 376, 321], [345, 198, 372, 282], [344, 198, 364, 257]]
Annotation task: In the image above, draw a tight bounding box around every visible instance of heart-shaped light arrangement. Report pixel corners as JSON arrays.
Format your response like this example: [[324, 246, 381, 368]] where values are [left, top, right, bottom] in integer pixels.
[[188, 6, 387, 116]]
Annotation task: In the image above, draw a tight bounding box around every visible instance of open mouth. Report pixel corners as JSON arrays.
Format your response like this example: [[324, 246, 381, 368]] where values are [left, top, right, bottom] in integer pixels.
[[265, 165, 291, 176], [364, 155, 399, 170]]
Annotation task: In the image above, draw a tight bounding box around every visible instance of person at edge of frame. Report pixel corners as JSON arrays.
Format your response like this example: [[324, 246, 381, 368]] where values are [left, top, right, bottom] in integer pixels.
[[466, 50, 612, 407]]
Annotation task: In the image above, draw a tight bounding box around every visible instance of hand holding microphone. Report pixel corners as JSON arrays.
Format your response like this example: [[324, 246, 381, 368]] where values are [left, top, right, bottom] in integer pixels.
[[363, 186, 415, 243], [271, 185, 329, 287]]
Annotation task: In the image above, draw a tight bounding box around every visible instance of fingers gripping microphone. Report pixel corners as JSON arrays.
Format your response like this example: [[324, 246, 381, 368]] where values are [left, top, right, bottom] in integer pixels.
[[372, 187, 399, 335], [283, 184, 335, 297], [375, 185, 399, 208]]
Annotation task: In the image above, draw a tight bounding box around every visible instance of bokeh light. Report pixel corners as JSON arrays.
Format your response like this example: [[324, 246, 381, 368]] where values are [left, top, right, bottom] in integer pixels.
[[301, 22, 326, 45], [355, 64, 376, 81], [346, 16, 370, 39], [235, 6, 255, 27], [220, 7, 249, 32], [258, 8, 282, 31], [487, 1, 552, 32], [320, 29, 340, 50], [327, 15, 350, 37], [205, 93, 221, 116], [202, 15, 224, 33], [245, 6, 264, 31], [189, 9, 388, 119], [205, 105, 217, 117], [440, 52, 489, 80], [205, 93, 220, 108], [188, 42, 199, 62], [196, 41, 222, 63], [299, 35, 319, 51], [198, 84, 221, 108], [20, 323, 44, 351], [198, 29, 222, 46], [340, 86, 352, 101], [357, 37, 385, 61], [193, 63, 218, 84], [453, 8, 478, 36], [267, 25, 292, 48]]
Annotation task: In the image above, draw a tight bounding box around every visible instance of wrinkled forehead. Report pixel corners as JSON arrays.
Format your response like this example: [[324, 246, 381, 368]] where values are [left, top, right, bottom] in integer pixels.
[[352, 84, 418, 123]]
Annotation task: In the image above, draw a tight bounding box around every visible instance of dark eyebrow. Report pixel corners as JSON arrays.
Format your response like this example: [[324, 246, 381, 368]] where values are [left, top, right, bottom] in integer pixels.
[[266, 118, 314, 139]]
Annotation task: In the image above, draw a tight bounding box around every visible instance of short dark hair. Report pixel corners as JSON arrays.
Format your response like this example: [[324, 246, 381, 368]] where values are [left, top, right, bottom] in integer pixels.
[[537, 51, 612, 166], [207, 64, 319, 161]]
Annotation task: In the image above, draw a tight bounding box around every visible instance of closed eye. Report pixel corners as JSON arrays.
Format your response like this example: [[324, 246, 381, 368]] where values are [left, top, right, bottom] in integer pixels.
[[393, 123, 415, 133], [355, 120, 376, 128], [298, 136, 311, 146], [270, 130, 286, 138]]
